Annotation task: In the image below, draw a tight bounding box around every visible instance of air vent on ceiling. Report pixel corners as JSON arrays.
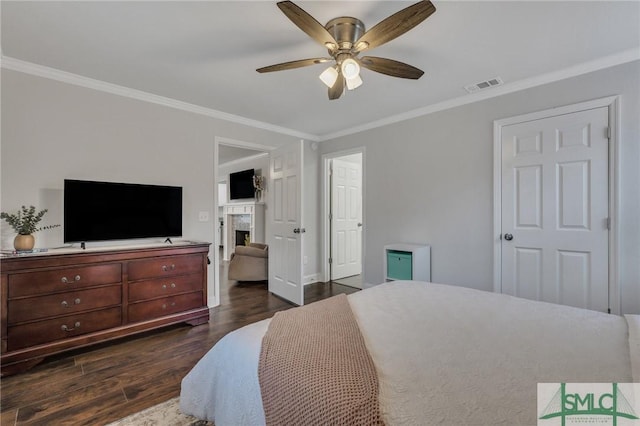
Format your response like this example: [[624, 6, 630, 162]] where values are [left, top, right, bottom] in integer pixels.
[[464, 76, 504, 94]]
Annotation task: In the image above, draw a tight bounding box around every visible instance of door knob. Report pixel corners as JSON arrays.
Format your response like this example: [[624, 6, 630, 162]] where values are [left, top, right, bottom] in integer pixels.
[[293, 228, 306, 234], [357, 223, 363, 227], [504, 233, 514, 241]]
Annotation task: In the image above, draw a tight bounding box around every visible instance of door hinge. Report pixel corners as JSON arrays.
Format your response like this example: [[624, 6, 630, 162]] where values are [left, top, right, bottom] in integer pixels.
[[607, 308, 611, 314], [328, 257, 332, 264], [606, 127, 611, 139], [328, 213, 332, 221], [606, 217, 611, 230]]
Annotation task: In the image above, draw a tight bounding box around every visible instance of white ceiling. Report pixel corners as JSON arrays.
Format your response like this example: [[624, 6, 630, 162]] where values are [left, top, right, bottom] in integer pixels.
[[2, 1, 639, 140]]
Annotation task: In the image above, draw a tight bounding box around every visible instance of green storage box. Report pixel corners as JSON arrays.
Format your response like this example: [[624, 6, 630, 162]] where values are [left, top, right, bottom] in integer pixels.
[[386, 250, 412, 280]]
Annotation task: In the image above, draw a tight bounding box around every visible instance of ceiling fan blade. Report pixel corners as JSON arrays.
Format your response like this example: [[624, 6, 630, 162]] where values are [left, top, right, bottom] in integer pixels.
[[359, 56, 424, 79], [257, 58, 331, 73], [328, 72, 344, 100], [277, 1, 339, 51], [352, 0, 436, 53]]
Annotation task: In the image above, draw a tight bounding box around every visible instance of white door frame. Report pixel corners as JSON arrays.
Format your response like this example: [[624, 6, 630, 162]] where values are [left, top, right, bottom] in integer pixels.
[[213, 136, 274, 307], [321, 147, 366, 283], [492, 96, 620, 314]]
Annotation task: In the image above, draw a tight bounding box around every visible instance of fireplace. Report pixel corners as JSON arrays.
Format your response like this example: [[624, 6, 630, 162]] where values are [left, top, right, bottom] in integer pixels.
[[235, 230, 250, 247]]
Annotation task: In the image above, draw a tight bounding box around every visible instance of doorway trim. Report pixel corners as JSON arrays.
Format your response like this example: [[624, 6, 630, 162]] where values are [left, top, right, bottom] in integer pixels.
[[492, 96, 620, 313], [213, 136, 274, 307], [321, 147, 366, 284]]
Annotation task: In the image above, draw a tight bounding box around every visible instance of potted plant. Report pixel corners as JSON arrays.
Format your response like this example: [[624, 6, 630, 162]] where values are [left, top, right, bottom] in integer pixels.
[[0, 205, 60, 251]]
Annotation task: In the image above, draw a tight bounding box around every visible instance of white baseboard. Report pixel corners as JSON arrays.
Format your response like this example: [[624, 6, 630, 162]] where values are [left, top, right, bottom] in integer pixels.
[[304, 273, 320, 285]]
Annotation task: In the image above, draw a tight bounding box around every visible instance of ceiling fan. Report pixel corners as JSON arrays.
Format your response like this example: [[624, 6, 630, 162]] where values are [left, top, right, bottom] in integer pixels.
[[257, 0, 437, 100]]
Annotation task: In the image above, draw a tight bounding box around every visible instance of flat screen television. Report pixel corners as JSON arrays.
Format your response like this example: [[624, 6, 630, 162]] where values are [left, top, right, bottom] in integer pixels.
[[229, 169, 255, 200], [64, 179, 182, 243]]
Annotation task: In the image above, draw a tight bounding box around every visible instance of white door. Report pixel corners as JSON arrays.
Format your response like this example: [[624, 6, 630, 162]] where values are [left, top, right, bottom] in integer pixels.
[[331, 157, 362, 280], [500, 107, 609, 311], [268, 141, 304, 306]]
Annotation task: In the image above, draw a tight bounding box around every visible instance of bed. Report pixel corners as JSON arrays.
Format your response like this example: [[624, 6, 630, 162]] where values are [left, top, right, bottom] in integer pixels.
[[180, 281, 639, 425]]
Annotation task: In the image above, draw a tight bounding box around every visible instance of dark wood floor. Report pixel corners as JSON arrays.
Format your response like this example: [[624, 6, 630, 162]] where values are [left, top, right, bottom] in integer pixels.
[[0, 262, 359, 426]]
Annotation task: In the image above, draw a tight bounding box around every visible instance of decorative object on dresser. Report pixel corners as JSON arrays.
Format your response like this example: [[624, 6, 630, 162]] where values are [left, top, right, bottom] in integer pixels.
[[0, 205, 60, 251], [0, 241, 210, 376]]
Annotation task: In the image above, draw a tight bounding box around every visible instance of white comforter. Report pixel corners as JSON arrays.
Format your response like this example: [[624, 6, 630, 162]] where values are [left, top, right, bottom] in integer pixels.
[[180, 281, 636, 425]]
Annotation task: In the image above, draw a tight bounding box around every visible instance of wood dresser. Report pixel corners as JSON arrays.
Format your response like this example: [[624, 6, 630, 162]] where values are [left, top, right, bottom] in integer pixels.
[[0, 242, 210, 376]]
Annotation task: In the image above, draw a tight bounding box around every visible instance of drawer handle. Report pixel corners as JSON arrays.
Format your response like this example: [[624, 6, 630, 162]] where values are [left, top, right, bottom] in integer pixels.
[[61, 321, 81, 332], [162, 284, 167, 289], [61, 275, 81, 284], [162, 283, 176, 290], [61, 299, 80, 307], [171, 283, 176, 288], [162, 264, 177, 272], [162, 302, 177, 310]]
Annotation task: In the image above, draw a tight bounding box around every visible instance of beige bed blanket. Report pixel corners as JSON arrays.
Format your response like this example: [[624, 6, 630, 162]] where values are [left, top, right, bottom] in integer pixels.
[[258, 294, 384, 426]]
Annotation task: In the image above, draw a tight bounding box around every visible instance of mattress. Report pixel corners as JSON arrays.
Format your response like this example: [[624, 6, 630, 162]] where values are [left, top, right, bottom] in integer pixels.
[[180, 281, 635, 425]]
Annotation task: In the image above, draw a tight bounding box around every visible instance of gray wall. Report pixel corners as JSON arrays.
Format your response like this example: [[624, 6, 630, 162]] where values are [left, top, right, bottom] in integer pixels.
[[1, 69, 299, 306], [3, 62, 638, 313], [319, 61, 640, 314]]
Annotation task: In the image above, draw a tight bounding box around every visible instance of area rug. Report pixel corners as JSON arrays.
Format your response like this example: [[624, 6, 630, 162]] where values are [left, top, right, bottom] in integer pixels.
[[107, 397, 213, 426]]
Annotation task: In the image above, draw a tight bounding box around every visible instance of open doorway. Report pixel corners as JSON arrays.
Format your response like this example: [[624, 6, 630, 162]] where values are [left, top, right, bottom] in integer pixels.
[[323, 150, 364, 289], [213, 137, 272, 306]]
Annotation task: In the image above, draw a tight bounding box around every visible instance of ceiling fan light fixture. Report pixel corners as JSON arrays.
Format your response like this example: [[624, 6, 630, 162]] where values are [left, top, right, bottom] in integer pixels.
[[319, 66, 339, 88], [259, 0, 435, 100], [341, 58, 360, 80], [324, 42, 338, 51], [354, 41, 369, 52], [346, 74, 363, 91]]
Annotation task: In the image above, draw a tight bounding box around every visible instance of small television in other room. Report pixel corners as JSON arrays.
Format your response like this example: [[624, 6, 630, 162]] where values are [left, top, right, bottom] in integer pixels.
[[229, 169, 255, 200]]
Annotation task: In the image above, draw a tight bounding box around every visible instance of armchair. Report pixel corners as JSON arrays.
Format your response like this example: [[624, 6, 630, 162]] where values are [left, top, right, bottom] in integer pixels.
[[227, 243, 268, 281]]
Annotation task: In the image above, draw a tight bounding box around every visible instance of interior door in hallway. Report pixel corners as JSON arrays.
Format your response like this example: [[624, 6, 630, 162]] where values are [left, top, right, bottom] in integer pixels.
[[331, 156, 362, 281], [500, 106, 609, 312], [268, 140, 304, 306]]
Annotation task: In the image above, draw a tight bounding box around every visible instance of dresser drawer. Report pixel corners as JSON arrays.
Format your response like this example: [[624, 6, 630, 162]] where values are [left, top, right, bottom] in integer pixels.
[[7, 307, 122, 351], [128, 292, 204, 323], [128, 274, 203, 302], [127, 254, 202, 281], [8, 264, 122, 298], [8, 285, 121, 324]]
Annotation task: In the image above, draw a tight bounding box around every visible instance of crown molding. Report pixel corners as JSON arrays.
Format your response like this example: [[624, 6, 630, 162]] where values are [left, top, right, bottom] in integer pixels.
[[2, 49, 637, 145], [318, 48, 640, 141], [0, 56, 319, 142]]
